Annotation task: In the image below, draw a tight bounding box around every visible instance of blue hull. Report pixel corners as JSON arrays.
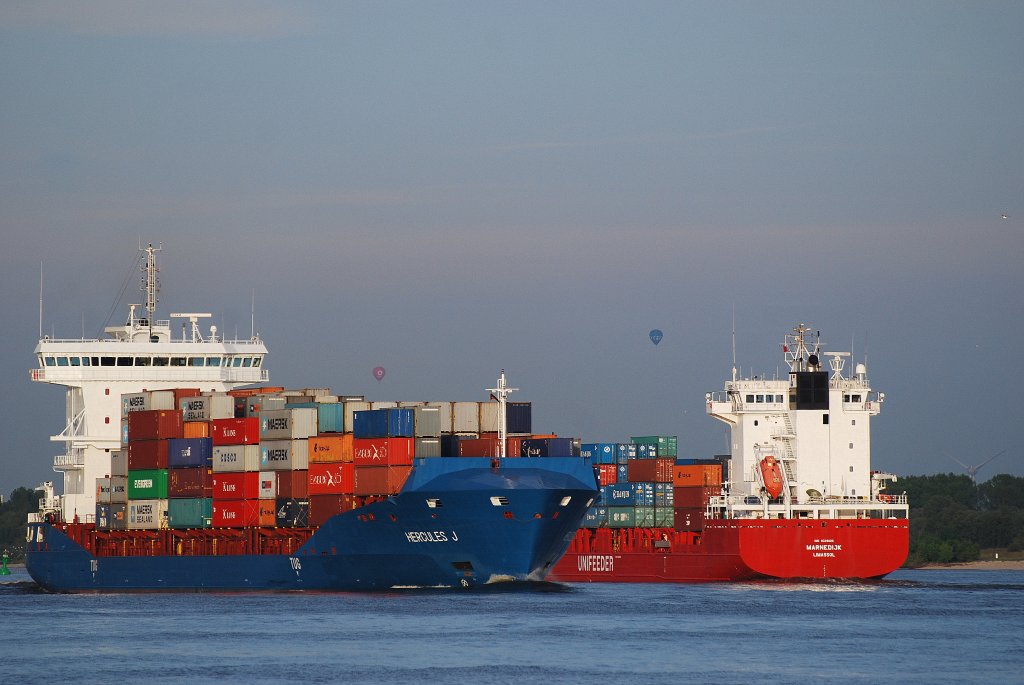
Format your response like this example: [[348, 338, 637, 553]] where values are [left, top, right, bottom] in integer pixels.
[[26, 458, 597, 592]]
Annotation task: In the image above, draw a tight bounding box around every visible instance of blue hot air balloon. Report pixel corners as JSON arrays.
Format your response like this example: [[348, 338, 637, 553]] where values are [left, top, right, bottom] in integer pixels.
[[649, 329, 663, 346]]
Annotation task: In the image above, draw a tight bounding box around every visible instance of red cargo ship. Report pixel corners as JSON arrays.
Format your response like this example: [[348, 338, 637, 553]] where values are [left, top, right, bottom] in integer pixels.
[[550, 323, 910, 582]]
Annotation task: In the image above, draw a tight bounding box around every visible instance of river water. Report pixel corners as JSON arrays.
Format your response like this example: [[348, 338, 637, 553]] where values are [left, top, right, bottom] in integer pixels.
[[2, 567, 1021, 684]]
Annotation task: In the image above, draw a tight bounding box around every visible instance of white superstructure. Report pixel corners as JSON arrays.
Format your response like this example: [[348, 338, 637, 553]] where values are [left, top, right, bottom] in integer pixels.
[[706, 324, 907, 519], [30, 245, 269, 521]]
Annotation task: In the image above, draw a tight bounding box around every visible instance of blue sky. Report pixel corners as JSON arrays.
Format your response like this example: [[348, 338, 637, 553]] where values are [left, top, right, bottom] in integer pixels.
[[1, 2, 1022, 496]]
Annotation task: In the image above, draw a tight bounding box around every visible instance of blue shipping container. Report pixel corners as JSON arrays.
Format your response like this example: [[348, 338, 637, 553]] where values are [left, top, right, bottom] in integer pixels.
[[602, 483, 635, 506], [353, 409, 388, 439], [507, 402, 532, 434], [616, 443, 635, 463], [632, 482, 655, 506], [582, 506, 609, 527], [635, 444, 658, 459], [386, 408, 414, 437], [521, 437, 578, 458], [167, 438, 213, 469]]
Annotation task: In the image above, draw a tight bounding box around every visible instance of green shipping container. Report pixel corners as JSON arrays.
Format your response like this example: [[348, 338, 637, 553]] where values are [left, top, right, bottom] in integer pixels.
[[631, 435, 678, 458], [167, 497, 212, 528], [634, 505, 656, 527], [127, 469, 168, 500], [607, 506, 636, 528], [654, 507, 674, 527]]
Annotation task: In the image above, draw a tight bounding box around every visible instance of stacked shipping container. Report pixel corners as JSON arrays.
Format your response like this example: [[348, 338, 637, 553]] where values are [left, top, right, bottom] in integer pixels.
[[97, 390, 566, 532]]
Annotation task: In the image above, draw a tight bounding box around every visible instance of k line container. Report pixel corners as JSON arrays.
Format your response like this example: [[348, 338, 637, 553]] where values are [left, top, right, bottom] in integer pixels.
[[259, 439, 310, 471], [212, 499, 259, 527], [212, 472, 260, 500], [211, 418, 260, 445], [211, 444, 261, 472], [127, 499, 169, 530]]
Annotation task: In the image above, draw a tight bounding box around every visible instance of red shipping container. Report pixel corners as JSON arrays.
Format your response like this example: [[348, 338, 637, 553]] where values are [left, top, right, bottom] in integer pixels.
[[276, 470, 309, 499], [457, 436, 522, 458], [596, 464, 618, 486], [127, 410, 183, 441], [258, 498, 276, 526], [211, 418, 260, 446], [674, 507, 706, 532], [353, 465, 413, 495], [673, 464, 723, 487], [627, 459, 658, 483], [173, 388, 202, 403], [308, 434, 354, 463], [168, 467, 213, 498], [674, 486, 721, 508], [128, 439, 169, 470], [212, 499, 259, 527], [352, 437, 415, 466], [308, 462, 355, 495], [213, 472, 260, 500], [308, 494, 356, 527]]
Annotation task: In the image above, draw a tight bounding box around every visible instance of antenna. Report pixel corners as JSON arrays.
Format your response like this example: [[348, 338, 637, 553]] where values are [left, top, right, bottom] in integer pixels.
[[38, 261, 43, 339], [251, 288, 255, 340], [731, 304, 737, 383]]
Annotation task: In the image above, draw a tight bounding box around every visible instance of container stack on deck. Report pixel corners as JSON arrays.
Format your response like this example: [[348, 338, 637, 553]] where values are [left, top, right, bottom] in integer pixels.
[[96, 388, 571, 533], [579, 436, 725, 534]]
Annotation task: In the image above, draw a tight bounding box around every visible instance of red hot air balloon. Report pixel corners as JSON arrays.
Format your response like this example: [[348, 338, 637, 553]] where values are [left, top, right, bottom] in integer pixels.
[[372, 366, 385, 382]]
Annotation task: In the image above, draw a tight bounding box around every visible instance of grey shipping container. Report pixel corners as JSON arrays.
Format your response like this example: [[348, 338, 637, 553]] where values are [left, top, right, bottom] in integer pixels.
[[260, 408, 317, 440], [260, 439, 310, 471], [212, 444, 261, 472]]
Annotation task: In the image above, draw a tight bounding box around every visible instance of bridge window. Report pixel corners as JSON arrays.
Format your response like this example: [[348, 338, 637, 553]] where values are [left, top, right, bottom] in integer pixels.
[[745, 394, 754, 403], [775, 394, 783, 403], [153, 357, 168, 366], [189, 357, 205, 366], [231, 357, 243, 367], [70, 357, 80, 366], [135, 357, 151, 366], [101, 357, 115, 366], [253, 357, 262, 367], [205, 357, 221, 367], [116, 357, 132, 366], [822, 414, 829, 424], [44, 356, 55, 366], [755, 395, 764, 403], [170, 357, 186, 367], [242, 357, 252, 367], [55, 357, 68, 366]]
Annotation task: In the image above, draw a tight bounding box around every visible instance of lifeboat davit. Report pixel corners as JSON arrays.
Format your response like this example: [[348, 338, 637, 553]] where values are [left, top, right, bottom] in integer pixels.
[[760, 455, 784, 499]]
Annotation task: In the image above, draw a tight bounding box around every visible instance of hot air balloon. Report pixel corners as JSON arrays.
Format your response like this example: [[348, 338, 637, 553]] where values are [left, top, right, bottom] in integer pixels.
[[372, 366, 386, 382], [649, 329, 663, 346]]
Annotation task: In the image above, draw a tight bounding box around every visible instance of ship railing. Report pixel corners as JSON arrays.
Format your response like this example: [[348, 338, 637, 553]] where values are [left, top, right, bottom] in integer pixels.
[[31, 368, 269, 383], [53, 454, 85, 468]]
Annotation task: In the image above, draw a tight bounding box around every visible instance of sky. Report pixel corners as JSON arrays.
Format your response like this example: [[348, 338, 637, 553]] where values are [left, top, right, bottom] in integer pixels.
[[1, 1, 1022, 497]]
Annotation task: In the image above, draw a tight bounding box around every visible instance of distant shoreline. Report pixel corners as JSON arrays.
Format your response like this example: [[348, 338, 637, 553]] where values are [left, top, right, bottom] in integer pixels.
[[915, 560, 1024, 571]]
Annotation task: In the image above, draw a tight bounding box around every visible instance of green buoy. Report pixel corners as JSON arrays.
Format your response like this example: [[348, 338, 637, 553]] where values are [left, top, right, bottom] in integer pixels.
[[0, 551, 10, 576]]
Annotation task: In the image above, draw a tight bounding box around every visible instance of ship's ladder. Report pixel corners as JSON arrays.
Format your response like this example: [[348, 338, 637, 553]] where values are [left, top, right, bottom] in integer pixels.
[[775, 413, 798, 498]]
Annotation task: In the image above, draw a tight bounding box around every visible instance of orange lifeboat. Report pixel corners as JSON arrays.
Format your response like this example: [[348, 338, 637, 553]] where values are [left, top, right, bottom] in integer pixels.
[[759, 455, 784, 499]]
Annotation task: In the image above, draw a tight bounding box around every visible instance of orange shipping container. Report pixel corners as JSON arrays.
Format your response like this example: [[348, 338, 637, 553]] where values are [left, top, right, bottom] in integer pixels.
[[308, 434, 354, 463], [258, 498, 276, 526], [354, 465, 412, 495], [183, 421, 211, 438], [308, 462, 355, 495], [673, 464, 722, 487]]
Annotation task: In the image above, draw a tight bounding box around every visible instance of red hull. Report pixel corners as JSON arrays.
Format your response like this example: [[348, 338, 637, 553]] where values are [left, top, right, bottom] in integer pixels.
[[549, 518, 909, 582]]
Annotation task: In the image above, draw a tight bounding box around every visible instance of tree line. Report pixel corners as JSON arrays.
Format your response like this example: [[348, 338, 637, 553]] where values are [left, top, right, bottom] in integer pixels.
[[0, 487, 39, 562], [897, 473, 1024, 565]]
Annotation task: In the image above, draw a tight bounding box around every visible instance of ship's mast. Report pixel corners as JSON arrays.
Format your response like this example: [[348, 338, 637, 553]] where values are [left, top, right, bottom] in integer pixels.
[[141, 243, 162, 340], [486, 370, 518, 458]]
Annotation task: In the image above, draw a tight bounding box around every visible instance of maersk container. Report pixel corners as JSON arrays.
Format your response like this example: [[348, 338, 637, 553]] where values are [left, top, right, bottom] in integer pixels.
[[212, 444, 261, 472], [415, 437, 442, 458], [179, 394, 235, 422], [452, 402, 480, 433], [167, 498, 212, 529], [582, 506, 609, 527], [607, 507, 636, 528], [602, 483, 635, 506], [167, 437, 213, 469], [317, 402, 345, 433], [121, 390, 175, 417], [632, 435, 678, 457], [413, 405, 442, 437], [260, 408, 317, 440], [127, 469, 169, 499], [127, 499, 169, 530], [260, 439, 310, 471]]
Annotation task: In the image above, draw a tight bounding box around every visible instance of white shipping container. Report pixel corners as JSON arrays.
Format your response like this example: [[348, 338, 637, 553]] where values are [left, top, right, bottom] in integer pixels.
[[344, 401, 371, 433], [370, 401, 398, 410], [479, 402, 500, 433], [96, 477, 111, 504], [260, 439, 309, 471], [110, 475, 128, 503], [128, 499, 169, 530], [260, 408, 317, 440], [453, 402, 480, 433], [258, 471, 277, 499], [212, 445, 261, 472], [180, 394, 235, 422], [110, 449, 128, 477]]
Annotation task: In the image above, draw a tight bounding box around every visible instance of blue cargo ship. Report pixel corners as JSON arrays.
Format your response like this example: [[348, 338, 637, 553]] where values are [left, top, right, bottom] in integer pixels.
[[26, 245, 596, 592]]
